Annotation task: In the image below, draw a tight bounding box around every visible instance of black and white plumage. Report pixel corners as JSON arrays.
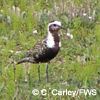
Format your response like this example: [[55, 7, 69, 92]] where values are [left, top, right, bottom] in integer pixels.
[[17, 21, 62, 82]]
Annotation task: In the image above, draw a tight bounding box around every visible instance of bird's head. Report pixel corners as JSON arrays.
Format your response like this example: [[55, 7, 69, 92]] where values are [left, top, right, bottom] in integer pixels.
[[48, 21, 73, 39], [48, 21, 61, 33]]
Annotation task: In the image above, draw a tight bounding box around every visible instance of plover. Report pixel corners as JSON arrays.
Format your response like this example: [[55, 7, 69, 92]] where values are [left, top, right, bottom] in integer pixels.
[[17, 21, 62, 82]]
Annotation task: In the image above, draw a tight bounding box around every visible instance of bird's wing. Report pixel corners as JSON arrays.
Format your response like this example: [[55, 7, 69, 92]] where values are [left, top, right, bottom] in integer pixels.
[[26, 39, 47, 58]]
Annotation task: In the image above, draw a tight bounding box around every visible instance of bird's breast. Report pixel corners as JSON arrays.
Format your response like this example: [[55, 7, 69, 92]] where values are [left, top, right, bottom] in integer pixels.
[[34, 45, 60, 63]]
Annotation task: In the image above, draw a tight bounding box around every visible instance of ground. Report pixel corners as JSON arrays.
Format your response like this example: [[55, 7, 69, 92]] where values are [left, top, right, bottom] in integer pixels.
[[0, 0, 100, 100]]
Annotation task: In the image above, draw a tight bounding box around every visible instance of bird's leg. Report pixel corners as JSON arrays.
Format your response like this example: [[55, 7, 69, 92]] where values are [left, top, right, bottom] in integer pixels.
[[38, 64, 41, 82], [23, 63, 27, 82], [13, 62, 16, 83], [46, 63, 49, 82]]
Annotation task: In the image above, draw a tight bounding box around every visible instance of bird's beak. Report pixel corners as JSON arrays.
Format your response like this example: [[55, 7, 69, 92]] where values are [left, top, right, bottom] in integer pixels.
[[61, 26, 67, 30]]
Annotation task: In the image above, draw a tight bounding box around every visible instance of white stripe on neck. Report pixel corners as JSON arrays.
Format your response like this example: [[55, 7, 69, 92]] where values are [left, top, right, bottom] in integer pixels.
[[46, 31, 55, 48]]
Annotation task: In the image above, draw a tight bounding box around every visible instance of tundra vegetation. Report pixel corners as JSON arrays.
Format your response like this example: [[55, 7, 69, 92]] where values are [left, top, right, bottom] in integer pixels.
[[0, 0, 100, 100]]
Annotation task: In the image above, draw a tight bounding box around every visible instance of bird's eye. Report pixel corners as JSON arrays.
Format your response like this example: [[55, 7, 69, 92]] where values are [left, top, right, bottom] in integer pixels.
[[53, 24, 57, 26]]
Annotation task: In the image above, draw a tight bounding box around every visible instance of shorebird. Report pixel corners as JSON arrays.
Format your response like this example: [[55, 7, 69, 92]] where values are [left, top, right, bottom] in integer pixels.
[[17, 21, 72, 82]]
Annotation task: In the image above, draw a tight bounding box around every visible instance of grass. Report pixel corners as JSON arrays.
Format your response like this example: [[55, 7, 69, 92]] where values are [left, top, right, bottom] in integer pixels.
[[0, 0, 100, 100]]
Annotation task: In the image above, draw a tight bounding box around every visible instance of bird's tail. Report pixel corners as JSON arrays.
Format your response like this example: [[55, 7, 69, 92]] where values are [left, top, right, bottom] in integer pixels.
[[17, 57, 35, 64]]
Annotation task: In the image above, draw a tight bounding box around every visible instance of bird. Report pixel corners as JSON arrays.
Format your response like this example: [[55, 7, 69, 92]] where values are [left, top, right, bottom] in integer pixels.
[[17, 21, 62, 82]]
